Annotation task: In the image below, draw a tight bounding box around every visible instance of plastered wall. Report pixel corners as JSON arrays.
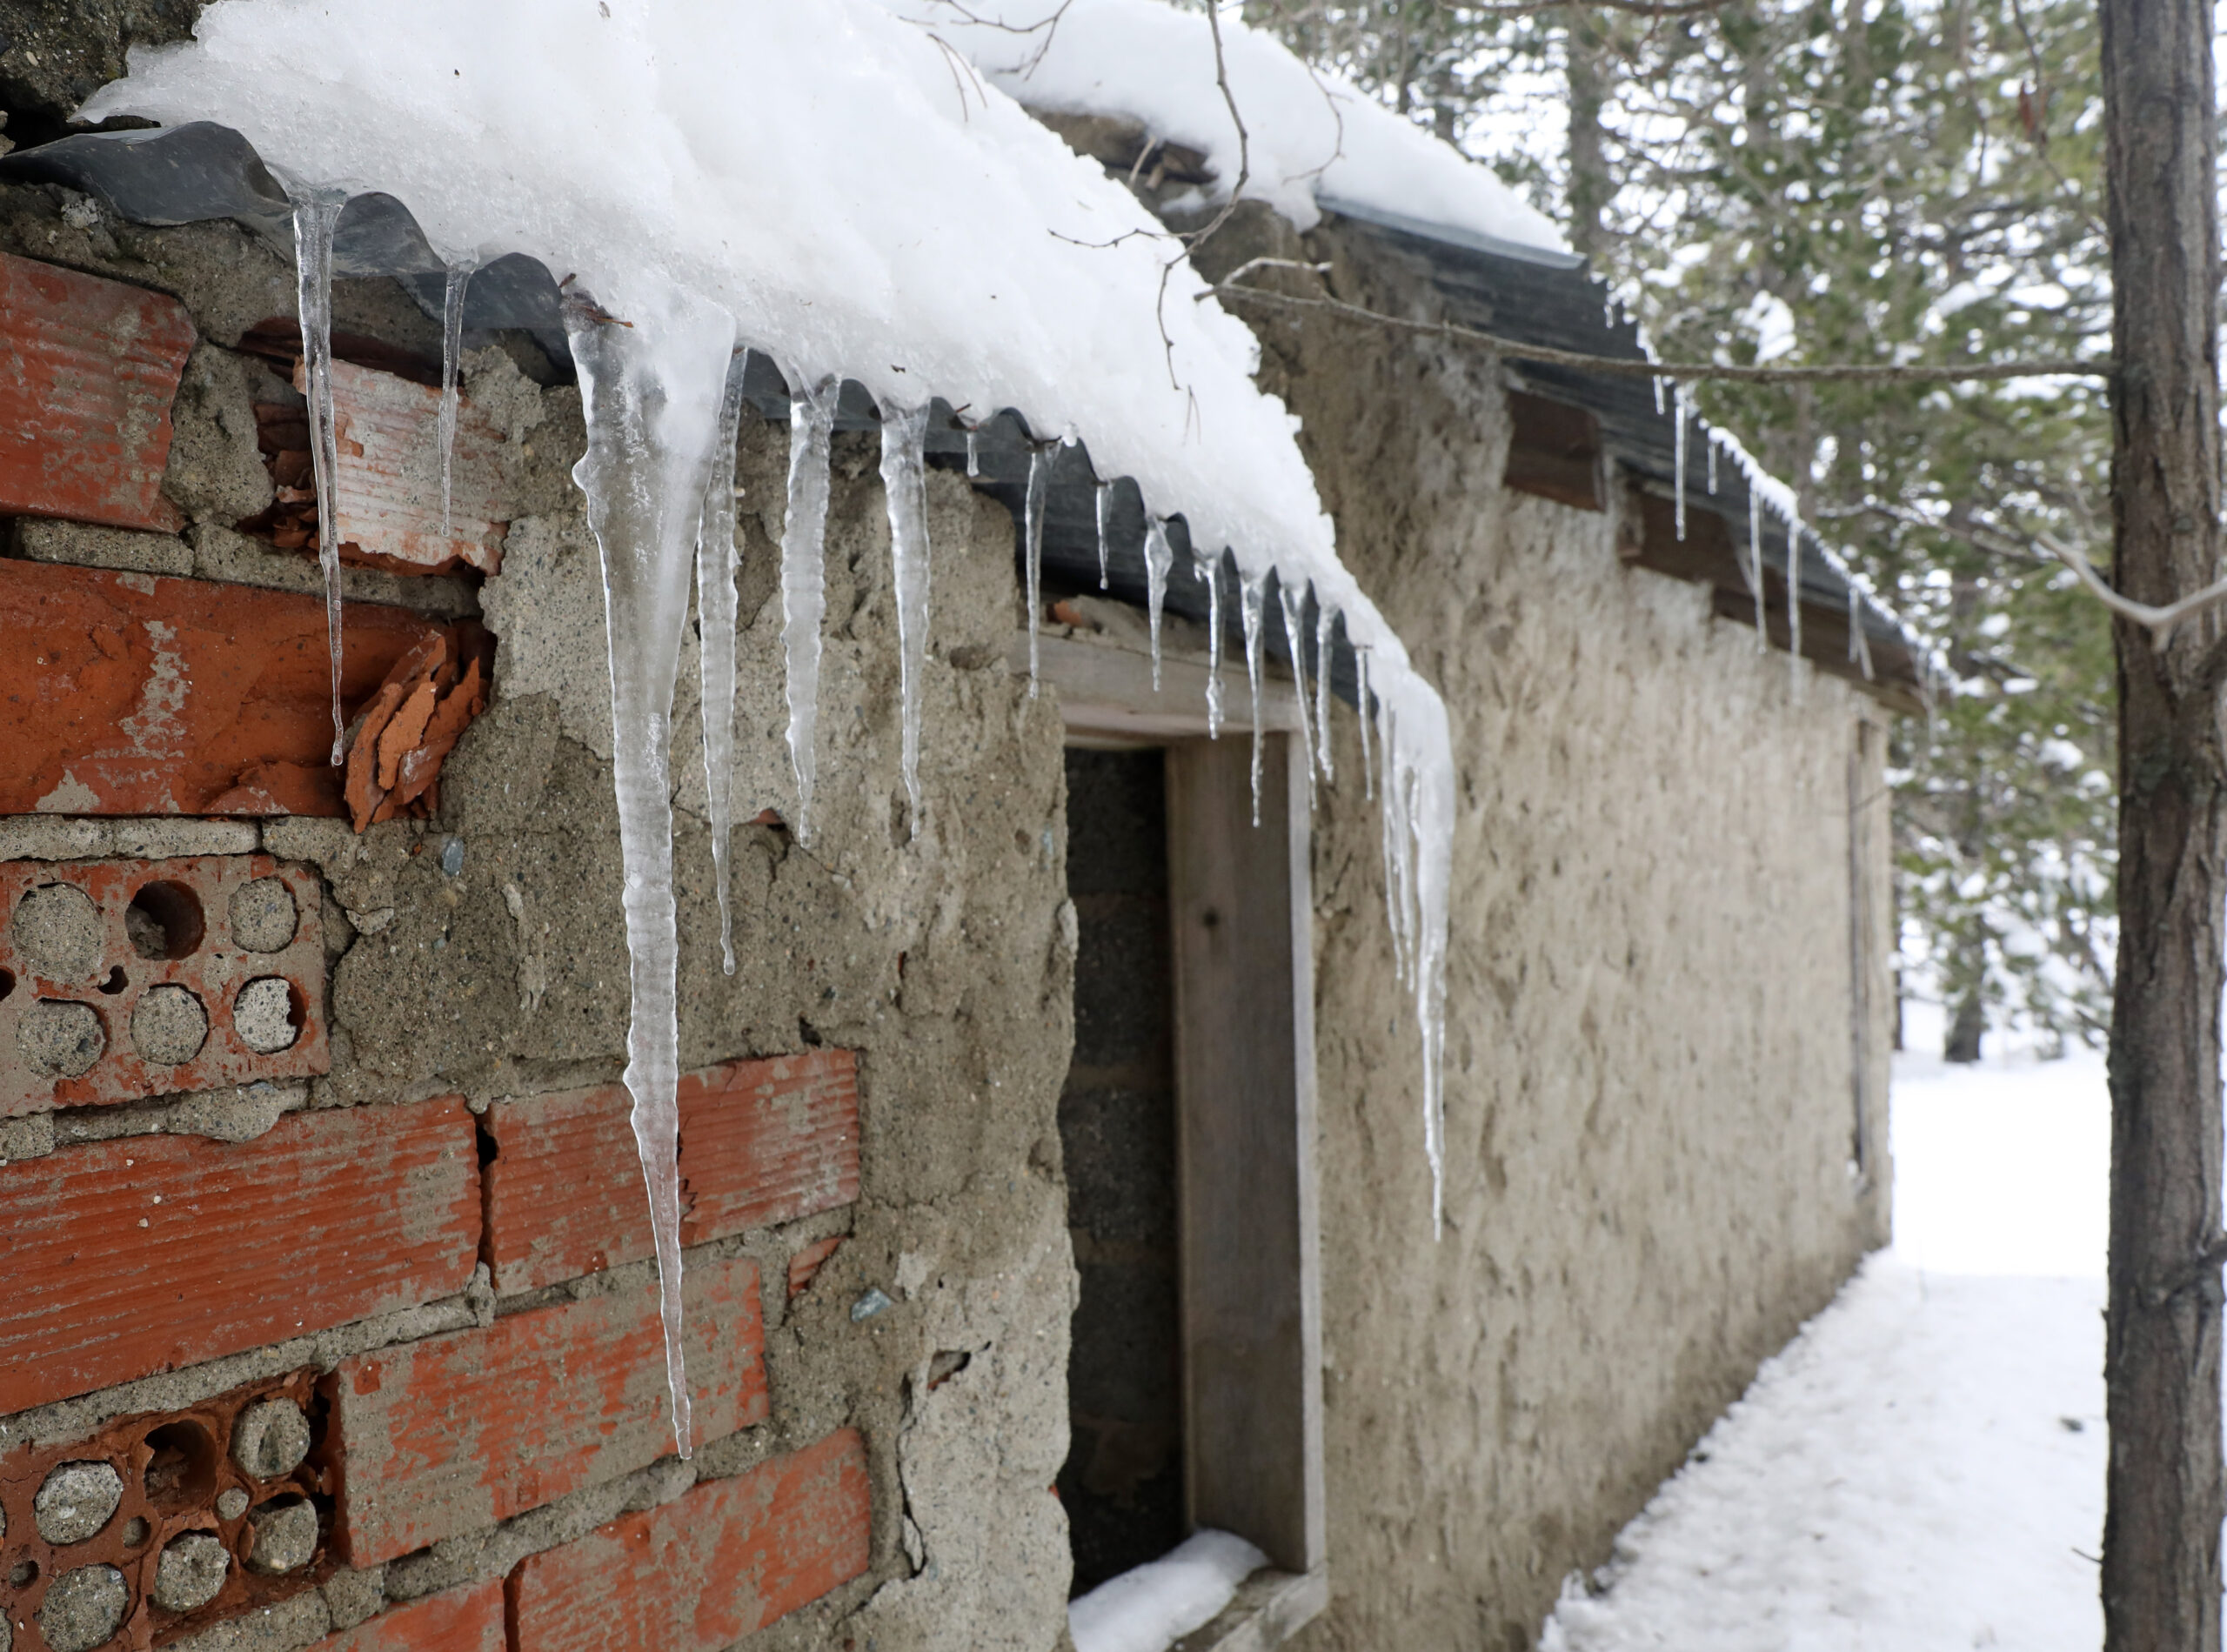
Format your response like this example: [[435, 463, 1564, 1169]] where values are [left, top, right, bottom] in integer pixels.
[[1219, 215, 1895, 1652]]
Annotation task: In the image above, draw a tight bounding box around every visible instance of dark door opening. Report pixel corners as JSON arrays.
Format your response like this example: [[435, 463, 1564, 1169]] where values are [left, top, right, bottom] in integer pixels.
[[1058, 746, 1186, 1595]]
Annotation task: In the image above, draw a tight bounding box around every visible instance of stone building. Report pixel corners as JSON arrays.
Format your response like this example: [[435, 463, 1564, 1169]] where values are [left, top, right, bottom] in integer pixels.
[[0, 11, 1909, 1652]]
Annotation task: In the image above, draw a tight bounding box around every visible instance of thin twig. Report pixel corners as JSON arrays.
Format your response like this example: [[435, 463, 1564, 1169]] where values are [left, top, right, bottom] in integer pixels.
[[1199, 256, 1331, 294], [1209, 278, 2109, 383], [1181, 0, 1253, 257]]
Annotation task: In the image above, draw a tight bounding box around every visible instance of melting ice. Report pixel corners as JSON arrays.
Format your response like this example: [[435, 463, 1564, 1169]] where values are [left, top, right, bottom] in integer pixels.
[[699, 351, 750, 974], [879, 398, 933, 831], [780, 374, 839, 843], [288, 190, 347, 766]]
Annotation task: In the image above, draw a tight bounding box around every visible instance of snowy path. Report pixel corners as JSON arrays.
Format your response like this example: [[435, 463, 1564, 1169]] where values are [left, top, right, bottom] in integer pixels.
[[1539, 1044, 2110, 1651]]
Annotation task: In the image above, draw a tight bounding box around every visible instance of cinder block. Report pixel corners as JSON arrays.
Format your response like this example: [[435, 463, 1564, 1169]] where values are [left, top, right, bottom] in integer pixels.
[[483, 1052, 860, 1294], [0, 854, 327, 1115], [506, 1429, 870, 1652], [0, 558, 451, 817], [314, 1580, 504, 1652], [329, 1256, 769, 1566], [0, 1369, 330, 1647], [0, 251, 197, 533], [0, 1096, 481, 1413]]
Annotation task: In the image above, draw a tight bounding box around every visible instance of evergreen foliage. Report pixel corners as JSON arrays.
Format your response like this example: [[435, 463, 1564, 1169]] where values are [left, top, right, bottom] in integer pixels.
[[1246, 0, 2117, 1053]]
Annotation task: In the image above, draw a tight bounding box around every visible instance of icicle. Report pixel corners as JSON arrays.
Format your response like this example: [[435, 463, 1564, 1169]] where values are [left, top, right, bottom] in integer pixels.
[[1355, 646, 1374, 802], [290, 190, 347, 765], [1748, 491, 1769, 653], [1673, 385, 1688, 543], [438, 264, 472, 545], [1241, 575, 1266, 826], [1314, 600, 1335, 785], [965, 426, 980, 478], [1849, 587, 1876, 680], [1193, 548, 1225, 737], [1785, 521, 1803, 673], [879, 398, 933, 833], [698, 351, 749, 975], [780, 372, 839, 843], [1095, 481, 1114, 591], [1143, 516, 1174, 689], [1280, 582, 1318, 815], [562, 284, 736, 1461], [1024, 444, 1051, 696], [1652, 373, 1666, 415], [1706, 428, 1719, 495]]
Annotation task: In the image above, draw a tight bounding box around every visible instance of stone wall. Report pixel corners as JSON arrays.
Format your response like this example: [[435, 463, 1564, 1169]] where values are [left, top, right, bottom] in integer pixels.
[[1212, 213, 1896, 1652]]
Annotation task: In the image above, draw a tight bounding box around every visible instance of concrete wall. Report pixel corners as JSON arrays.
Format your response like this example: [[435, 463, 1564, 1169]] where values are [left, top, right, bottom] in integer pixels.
[[1208, 216, 1896, 1652], [0, 171, 1081, 1652]]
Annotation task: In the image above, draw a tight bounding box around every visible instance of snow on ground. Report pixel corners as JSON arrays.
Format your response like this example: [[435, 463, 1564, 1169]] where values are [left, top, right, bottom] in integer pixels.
[[1539, 1013, 2109, 1652]]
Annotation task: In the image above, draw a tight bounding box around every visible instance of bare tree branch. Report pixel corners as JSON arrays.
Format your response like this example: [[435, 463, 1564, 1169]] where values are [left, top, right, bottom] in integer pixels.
[[1208, 277, 2110, 383], [2036, 526, 2227, 650]]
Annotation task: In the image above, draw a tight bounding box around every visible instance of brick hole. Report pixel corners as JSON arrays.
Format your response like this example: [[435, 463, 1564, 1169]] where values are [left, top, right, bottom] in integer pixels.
[[125, 881, 205, 961], [142, 1421, 218, 1514], [97, 966, 126, 996], [120, 1515, 150, 1548], [232, 978, 304, 1055], [10, 1559, 37, 1588], [0, 965, 14, 1000]]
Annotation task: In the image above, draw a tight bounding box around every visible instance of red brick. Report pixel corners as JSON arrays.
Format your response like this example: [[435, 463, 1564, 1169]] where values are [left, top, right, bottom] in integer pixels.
[[0, 559, 453, 816], [508, 1429, 871, 1652], [787, 1235, 844, 1299], [0, 1095, 480, 1413], [315, 1581, 505, 1652], [0, 251, 195, 532], [331, 1254, 769, 1566], [483, 1052, 859, 1294], [0, 853, 329, 1115], [310, 358, 509, 576]]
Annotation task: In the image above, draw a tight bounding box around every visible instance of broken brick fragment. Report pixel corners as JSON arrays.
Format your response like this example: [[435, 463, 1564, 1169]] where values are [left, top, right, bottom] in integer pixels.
[[341, 625, 492, 832]]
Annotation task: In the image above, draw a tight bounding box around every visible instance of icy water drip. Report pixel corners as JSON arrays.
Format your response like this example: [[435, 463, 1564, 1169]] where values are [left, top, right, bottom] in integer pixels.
[[1673, 387, 1689, 542], [1024, 444, 1051, 697], [289, 191, 347, 766], [879, 398, 933, 832], [1355, 647, 1374, 801], [699, 351, 750, 976], [780, 374, 839, 843], [1314, 601, 1335, 785], [1095, 481, 1114, 591], [1786, 521, 1803, 672], [563, 284, 738, 1461], [1706, 426, 1720, 494], [1241, 576, 1266, 826], [965, 427, 980, 478], [1849, 588, 1876, 679], [1193, 548, 1225, 737], [1748, 492, 1769, 652], [438, 264, 472, 545], [1281, 582, 1317, 814], [1143, 516, 1174, 689]]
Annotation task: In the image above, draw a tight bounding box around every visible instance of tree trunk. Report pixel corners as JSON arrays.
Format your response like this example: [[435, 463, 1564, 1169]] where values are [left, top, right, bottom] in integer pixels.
[[1563, 6, 1609, 264], [2100, 2, 2225, 1649]]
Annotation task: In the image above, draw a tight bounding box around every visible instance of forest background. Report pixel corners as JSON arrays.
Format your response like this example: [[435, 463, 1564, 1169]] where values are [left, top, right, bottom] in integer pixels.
[[1238, 0, 2113, 1060]]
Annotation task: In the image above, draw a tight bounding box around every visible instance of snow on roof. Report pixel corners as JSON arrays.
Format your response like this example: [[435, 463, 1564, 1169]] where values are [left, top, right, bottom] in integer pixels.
[[893, 0, 1568, 262], [78, 0, 1456, 1231]]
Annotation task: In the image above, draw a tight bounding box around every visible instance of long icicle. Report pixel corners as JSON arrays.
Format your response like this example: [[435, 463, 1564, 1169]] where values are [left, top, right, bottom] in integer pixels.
[[438, 264, 473, 545], [1024, 444, 1051, 696], [1849, 586, 1876, 680], [1314, 599, 1335, 784], [562, 286, 736, 1461], [1748, 490, 1769, 652], [290, 191, 348, 764], [1194, 547, 1225, 737], [1785, 517, 1803, 677], [780, 372, 839, 843], [1241, 573, 1266, 826], [1355, 646, 1374, 801], [698, 350, 749, 975], [1095, 481, 1114, 591], [879, 398, 933, 833], [1673, 384, 1689, 542], [1144, 516, 1174, 689], [1280, 581, 1318, 815]]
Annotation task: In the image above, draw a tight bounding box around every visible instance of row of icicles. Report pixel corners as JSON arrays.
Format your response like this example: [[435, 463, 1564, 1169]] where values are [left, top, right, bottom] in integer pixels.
[[286, 198, 1425, 1459]]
